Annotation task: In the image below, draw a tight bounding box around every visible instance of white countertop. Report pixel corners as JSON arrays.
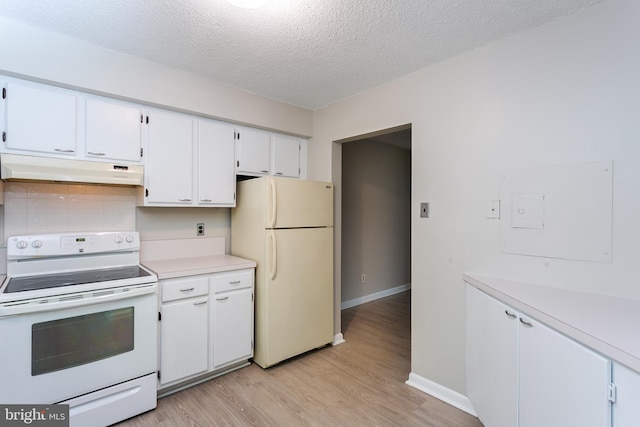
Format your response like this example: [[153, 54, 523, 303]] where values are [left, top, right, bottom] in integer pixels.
[[143, 254, 256, 280], [464, 273, 640, 373]]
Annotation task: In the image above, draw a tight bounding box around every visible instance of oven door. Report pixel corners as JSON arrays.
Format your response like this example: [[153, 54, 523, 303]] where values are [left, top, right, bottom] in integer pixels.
[[0, 284, 157, 404]]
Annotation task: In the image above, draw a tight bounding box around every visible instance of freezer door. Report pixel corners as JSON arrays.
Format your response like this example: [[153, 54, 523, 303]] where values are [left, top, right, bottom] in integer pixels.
[[254, 227, 333, 368], [267, 177, 333, 228]]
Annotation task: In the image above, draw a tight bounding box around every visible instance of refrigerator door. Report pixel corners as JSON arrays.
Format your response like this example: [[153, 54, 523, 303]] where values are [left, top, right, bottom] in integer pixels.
[[254, 227, 333, 368], [267, 177, 333, 229]]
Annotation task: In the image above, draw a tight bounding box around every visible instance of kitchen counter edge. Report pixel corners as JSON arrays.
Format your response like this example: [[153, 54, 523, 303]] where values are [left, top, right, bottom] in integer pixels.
[[464, 273, 640, 374], [143, 254, 256, 280]]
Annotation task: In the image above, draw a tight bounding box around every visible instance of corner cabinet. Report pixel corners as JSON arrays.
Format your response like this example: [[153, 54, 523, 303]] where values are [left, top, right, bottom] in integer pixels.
[[467, 284, 613, 427], [139, 112, 236, 207], [158, 268, 254, 394]]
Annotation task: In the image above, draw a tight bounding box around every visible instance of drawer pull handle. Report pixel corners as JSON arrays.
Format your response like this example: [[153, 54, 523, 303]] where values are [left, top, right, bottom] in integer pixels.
[[200, 199, 212, 202], [505, 310, 517, 319], [216, 296, 229, 301], [54, 148, 75, 153], [178, 198, 192, 202], [88, 151, 106, 156], [194, 300, 207, 306], [229, 280, 241, 285], [180, 287, 195, 292], [519, 318, 533, 327]]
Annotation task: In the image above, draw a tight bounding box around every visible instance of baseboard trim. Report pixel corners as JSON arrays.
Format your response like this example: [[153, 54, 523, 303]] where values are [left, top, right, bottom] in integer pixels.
[[332, 333, 345, 346], [341, 283, 411, 310], [405, 372, 477, 417]]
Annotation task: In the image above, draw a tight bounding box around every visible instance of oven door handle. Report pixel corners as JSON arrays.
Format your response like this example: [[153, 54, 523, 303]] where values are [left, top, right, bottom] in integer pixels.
[[0, 284, 158, 318]]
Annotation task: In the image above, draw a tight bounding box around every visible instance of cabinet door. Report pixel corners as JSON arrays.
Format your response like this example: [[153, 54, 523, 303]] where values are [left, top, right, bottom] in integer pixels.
[[519, 316, 611, 427], [236, 128, 270, 175], [466, 285, 518, 427], [198, 120, 236, 206], [160, 297, 209, 385], [612, 363, 640, 427], [212, 288, 253, 369], [85, 97, 142, 162], [145, 110, 194, 204], [4, 81, 77, 155], [272, 135, 300, 178]]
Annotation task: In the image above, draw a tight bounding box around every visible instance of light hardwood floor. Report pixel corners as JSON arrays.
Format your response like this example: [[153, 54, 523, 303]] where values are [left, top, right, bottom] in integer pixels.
[[117, 291, 482, 426]]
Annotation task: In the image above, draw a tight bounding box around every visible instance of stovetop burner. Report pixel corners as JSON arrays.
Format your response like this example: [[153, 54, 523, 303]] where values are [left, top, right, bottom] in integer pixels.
[[4, 266, 151, 294]]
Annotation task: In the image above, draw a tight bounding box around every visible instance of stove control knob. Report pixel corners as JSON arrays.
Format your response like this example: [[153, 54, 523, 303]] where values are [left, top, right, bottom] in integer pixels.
[[16, 240, 28, 250], [31, 240, 43, 249], [126, 234, 135, 243], [115, 235, 124, 244]]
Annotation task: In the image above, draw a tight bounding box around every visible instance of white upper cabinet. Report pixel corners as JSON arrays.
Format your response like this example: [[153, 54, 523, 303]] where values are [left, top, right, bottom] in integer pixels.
[[272, 135, 300, 177], [2, 80, 78, 155], [85, 97, 142, 162], [236, 127, 270, 175], [140, 115, 237, 207], [144, 109, 194, 204], [235, 127, 304, 178], [1, 77, 143, 164], [198, 119, 236, 206]]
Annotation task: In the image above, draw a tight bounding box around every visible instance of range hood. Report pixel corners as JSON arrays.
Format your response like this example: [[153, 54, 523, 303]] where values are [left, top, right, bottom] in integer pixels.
[[0, 153, 144, 186]]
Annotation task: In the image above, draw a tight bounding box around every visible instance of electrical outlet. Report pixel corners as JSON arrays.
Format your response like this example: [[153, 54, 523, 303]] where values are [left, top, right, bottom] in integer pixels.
[[420, 202, 429, 218], [197, 223, 205, 236], [361, 274, 366, 284]]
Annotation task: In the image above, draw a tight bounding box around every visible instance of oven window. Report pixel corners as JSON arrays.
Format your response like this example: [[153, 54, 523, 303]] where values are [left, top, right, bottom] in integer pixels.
[[32, 307, 134, 376]]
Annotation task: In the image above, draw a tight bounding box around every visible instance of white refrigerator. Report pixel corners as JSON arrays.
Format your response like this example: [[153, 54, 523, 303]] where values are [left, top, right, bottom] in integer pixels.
[[231, 176, 334, 368]]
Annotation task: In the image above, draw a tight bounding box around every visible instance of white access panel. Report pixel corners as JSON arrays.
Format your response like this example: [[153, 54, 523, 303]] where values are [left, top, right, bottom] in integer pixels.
[[500, 161, 613, 263]]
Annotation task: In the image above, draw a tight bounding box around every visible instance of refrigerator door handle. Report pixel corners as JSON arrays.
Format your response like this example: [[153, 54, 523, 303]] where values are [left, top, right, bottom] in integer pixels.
[[268, 178, 277, 228], [270, 232, 278, 280]]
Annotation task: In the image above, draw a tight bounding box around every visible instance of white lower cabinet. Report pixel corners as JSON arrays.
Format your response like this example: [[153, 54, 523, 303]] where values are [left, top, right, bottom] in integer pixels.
[[467, 285, 612, 427], [612, 363, 640, 427], [466, 285, 518, 427], [159, 277, 209, 385], [158, 269, 254, 391], [518, 316, 611, 427]]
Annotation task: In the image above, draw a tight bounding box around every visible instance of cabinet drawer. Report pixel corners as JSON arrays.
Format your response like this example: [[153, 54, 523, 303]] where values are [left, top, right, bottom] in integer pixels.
[[213, 269, 253, 293], [161, 276, 209, 302]]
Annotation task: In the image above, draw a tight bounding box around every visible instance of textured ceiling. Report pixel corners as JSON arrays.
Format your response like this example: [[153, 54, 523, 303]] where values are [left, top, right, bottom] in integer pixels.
[[0, 0, 603, 110]]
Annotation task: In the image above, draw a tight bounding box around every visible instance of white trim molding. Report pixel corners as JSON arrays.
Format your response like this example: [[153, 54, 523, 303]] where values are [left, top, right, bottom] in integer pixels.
[[341, 283, 411, 310], [405, 372, 477, 417], [332, 333, 345, 346]]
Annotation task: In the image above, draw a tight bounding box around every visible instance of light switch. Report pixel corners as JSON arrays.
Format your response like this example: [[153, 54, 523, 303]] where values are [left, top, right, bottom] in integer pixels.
[[511, 193, 544, 229]]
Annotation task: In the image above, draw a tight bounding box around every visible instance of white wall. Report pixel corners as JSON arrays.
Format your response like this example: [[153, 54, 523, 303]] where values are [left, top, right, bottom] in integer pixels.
[[0, 16, 312, 137], [310, 0, 640, 395], [341, 139, 411, 304]]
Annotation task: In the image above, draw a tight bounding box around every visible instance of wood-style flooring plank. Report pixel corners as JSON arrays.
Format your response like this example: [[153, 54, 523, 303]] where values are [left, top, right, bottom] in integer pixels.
[[116, 291, 482, 427]]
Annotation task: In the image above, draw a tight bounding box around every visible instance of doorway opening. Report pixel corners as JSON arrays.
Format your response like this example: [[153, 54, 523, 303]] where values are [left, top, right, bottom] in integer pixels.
[[334, 124, 412, 335]]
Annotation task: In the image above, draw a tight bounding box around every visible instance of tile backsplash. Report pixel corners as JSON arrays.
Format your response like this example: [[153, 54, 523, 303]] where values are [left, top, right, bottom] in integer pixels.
[[2, 182, 136, 241]]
